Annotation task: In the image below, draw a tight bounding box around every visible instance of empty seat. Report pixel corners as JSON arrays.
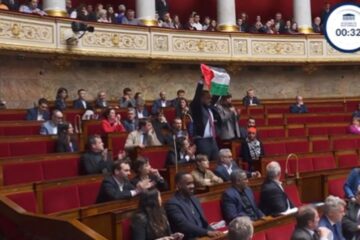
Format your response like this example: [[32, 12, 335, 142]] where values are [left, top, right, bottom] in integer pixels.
[[312, 139, 331, 152], [263, 142, 286, 156], [327, 177, 346, 199], [202, 200, 223, 224], [7, 192, 37, 213], [312, 156, 336, 171], [42, 185, 80, 214], [333, 138, 357, 151], [337, 154, 359, 168], [10, 141, 48, 156], [284, 184, 302, 207], [42, 158, 80, 180], [139, 147, 169, 169], [3, 162, 44, 185], [78, 182, 102, 206], [289, 157, 313, 173], [286, 141, 309, 154]]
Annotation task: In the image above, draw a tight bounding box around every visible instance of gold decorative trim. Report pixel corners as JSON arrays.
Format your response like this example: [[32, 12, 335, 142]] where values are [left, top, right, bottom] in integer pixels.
[[217, 24, 239, 32], [139, 19, 158, 27], [298, 26, 314, 34], [45, 9, 67, 17]]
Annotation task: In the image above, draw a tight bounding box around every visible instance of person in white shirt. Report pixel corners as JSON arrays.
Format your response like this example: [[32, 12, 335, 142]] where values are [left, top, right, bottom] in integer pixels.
[[19, 0, 46, 16], [192, 14, 203, 31], [40, 110, 63, 135]]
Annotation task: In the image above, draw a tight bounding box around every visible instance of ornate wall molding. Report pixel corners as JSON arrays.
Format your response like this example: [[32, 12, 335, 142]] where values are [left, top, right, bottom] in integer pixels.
[[0, 12, 360, 63]]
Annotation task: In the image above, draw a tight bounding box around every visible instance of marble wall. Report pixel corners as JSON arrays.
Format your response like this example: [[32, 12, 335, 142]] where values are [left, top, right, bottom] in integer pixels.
[[0, 55, 359, 108]]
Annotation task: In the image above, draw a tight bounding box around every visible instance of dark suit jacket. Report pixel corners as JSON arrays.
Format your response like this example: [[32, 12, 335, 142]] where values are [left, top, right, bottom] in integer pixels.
[[221, 186, 264, 223], [190, 82, 221, 138], [242, 96, 261, 106], [151, 99, 172, 115], [73, 99, 90, 109], [166, 150, 195, 166], [342, 201, 360, 240], [319, 216, 345, 240], [259, 179, 294, 216], [123, 119, 138, 132], [96, 176, 135, 203], [3, 0, 18, 10], [130, 174, 168, 192], [214, 161, 240, 182], [291, 227, 318, 240], [95, 99, 107, 109], [290, 104, 308, 114], [26, 107, 50, 121], [80, 151, 113, 175], [55, 139, 78, 153], [165, 192, 211, 239], [54, 98, 66, 111], [155, 0, 169, 19]]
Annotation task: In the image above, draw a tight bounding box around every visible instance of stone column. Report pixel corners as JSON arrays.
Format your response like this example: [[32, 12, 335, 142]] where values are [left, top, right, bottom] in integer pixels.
[[217, 0, 238, 32], [43, 0, 67, 17], [293, 0, 313, 34], [136, 0, 157, 26]]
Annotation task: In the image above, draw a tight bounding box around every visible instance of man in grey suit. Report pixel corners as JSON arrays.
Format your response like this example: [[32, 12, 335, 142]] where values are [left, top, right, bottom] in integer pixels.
[[215, 94, 241, 141], [291, 205, 331, 240]]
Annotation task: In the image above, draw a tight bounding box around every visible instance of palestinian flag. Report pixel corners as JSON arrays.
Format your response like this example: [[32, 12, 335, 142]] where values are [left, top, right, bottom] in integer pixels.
[[200, 64, 231, 96]]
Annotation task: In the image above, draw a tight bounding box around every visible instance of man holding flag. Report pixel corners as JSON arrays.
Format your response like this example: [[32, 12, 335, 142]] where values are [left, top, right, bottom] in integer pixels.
[[190, 64, 231, 161]]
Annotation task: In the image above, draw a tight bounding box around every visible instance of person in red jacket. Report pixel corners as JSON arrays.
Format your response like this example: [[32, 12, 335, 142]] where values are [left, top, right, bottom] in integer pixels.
[[101, 108, 126, 133]]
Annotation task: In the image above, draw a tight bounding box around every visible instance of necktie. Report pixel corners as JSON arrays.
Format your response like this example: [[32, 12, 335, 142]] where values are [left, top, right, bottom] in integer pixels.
[[333, 224, 338, 240]]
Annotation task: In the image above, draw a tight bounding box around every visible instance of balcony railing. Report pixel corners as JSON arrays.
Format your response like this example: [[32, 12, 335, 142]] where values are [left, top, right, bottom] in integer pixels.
[[0, 11, 360, 63]]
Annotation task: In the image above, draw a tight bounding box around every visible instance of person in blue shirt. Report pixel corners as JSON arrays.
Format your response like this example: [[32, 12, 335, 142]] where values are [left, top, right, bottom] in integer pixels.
[[344, 168, 360, 201], [290, 96, 308, 114]]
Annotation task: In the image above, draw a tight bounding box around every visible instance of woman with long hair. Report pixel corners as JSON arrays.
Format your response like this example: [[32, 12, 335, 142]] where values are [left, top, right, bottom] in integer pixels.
[[55, 87, 68, 111], [131, 188, 184, 240], [56, 122, 78, 153], [101, 108, 126, 133]]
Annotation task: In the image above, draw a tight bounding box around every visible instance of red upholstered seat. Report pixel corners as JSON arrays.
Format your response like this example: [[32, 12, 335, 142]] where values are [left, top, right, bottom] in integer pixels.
[[0, 113, 26, 121], [267, 117, 284, 125], [286, 141, 309, 154], [312, 156, 336, 171], [248, 107, 264, 115], [252, 231, 266, 240], [287, 116, 307, 124], [327, 178, 346, 199], [265, 222, 295, 240], [308, 127, 328, 136], [267, 107, 287, 114], [3, 126, 40, 136], [109, 134, 128, 158], [256, 118, 266, 126], [329, 126, 347, 135], [42, 185, 80, 214], [284, 184, 302, 207], [312, 139, 331, 152], [0, 143, 10, 157], [263, 142, 286, 156], [258, 129, 286, 139], [140, 148, 169, 169], [3, 162, 44, 185], [7, 192, 37, 213], [10, 141, 47, 156], [253, 190, 261, 206], [337, 154, 359, 168], [85, 123, 104, 136], [202, 200, 223, 224], [333, 139, 357, 151], [288, 128, 306, 137], [162, 107, 176, 124], [42, 158, 79, 180], [78, 182, 102, 206], [121, 218, 132, 240], [289, 157, 313, 173]]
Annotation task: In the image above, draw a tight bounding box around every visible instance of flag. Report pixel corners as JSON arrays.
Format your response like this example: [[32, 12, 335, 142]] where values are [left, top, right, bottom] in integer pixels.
[[200, 64, 230, 96]]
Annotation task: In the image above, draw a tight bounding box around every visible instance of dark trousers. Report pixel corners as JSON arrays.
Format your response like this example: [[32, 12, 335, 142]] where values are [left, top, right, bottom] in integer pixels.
[[194, 137, 219, 161]]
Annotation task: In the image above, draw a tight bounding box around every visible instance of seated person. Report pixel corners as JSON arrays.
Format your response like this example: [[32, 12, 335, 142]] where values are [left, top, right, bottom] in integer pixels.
[[165, 172, 222, 239], [239, 117, 256, 139], [259, 161, 294, 216], [119, 87, 136, 108], [95, 91, 108, 109], [342, 186, 360, 240], [73, 89, 91, 110], [343, 168, 360, 201], [352, 103, 360, 118], [80, 135, 113, 175], [56, 123, 78, 153], [290, 96, 308, 114], [319, 195, 346, 240], [151, 91, 172, 115], [26, 98, 50, 121], [241, 127, 264, 171], [131, 156, 168, 192], [242, 89, 260, 106], [0, 1, 9, 10], [228, 217, 253, 240], [221, 170, 264, 223], [191, 154, 223, 188], [171, 117, 189, 140], [19, 0, 46, 15], [131, 188, 184, 240], [348, 117, 360, 134], [214, 148, 261, 182], [101, 108, 126, 133], [175, 97, 190, 118], [291, 205, 330, 240], [125, 119, 162, 150], [40, 110, 63, 135], [96, 159, 151, 203], [135, 98, 149, 119], [54, 87, 68, 111], [172, 90, 186, 114], [151, 111, 171, 144], [123, 108, 138, 132], [166, 137, 196, 166]]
